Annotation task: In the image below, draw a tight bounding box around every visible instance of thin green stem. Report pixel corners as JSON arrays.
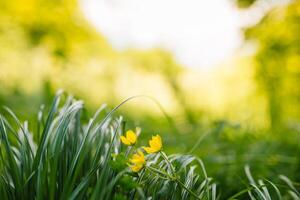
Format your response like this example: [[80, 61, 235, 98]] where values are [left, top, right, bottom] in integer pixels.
[[145, 166, 169, 180], [146, 165, 200, 200], [176, 178, 201, 200], [160, 151, 176, 176], [125, 145, 136, 158]]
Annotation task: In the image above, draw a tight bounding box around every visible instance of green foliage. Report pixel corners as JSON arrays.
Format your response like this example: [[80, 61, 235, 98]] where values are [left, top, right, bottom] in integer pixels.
[[0, 92, 299, 199], [140, 153, 214, 200], [110, 153, 128, 172], [0, 92, 215, 199], [228, 166, 300, 199], [0, 91, 124, 199]]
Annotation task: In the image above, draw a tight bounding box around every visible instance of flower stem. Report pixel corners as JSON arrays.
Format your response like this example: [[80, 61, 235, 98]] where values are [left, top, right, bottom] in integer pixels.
[[160, 151, 176, 176], [125, 145, 135, 157], [146, 166, 169, 180], [176, 178, 201, 200], [147, 165, 200, 200]]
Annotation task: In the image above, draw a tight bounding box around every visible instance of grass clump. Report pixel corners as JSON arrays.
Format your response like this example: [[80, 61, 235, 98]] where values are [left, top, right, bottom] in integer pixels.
[[0, 91, 214, 199]]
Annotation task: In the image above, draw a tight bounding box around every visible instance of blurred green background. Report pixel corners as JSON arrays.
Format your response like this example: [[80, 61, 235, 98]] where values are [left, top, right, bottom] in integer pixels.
[[0, 0, 299, 197]]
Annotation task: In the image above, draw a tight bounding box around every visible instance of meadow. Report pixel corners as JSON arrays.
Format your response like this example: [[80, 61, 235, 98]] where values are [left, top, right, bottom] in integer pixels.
[[0, 91, 299, 199], [0, 0, 300, 199]]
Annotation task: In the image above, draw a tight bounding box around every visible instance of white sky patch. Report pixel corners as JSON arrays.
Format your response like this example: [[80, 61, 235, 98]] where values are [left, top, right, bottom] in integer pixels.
[[81, 0, 249, 68]]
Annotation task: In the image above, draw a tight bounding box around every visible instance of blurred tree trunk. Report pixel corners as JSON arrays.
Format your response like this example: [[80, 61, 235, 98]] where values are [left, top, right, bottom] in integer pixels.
[[160, 55, 198, 126]]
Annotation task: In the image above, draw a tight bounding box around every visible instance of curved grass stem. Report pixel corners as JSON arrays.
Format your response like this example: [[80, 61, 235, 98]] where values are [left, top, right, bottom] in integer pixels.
[[147, 160, 201, 200], [146, 166, 169, 180], [176, 178, 201, 200], [160, 151, 176, 176]]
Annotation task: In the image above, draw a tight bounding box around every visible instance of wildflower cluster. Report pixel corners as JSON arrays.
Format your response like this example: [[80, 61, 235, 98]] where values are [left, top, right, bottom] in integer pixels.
[[119, 129, 202, 199], [120, 129, 162, 172]]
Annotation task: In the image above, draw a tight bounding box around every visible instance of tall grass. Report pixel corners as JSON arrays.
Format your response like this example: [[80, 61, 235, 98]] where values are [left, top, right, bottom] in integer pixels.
[[0, 91, 298, 199], [0, 91, 213, 199]]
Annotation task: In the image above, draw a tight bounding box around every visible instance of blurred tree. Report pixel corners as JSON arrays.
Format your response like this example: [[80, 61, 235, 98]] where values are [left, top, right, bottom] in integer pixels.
[[0, 0, 113, 58], [0, 0, 199, 129], [242, 1, 300, 130]]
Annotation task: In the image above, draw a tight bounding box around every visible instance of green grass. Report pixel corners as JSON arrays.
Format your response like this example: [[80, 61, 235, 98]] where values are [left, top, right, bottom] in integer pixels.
[[0, 91, 299, 199]]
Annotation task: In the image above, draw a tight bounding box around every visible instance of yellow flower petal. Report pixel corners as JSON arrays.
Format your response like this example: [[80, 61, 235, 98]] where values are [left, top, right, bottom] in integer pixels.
[[129, 150, 146, 172], [143, 146, 156, 154], [143, 134, 162, 154], [129, 150, 145, 165], [130, 164, 143, 172], [120, 130, 138, 146], [126, 130, 137, 144], [120, 136, 131, 145]]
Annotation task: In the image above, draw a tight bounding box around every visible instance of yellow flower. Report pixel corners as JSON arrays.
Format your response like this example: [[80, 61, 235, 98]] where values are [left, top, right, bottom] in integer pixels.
[[129, 150, 146, 172], [143, 135, 162, 154], [129, 150, 145, 165], [130, 164, 144, 172], [120, 130, 137, 146]]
